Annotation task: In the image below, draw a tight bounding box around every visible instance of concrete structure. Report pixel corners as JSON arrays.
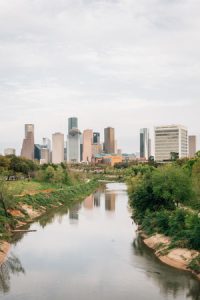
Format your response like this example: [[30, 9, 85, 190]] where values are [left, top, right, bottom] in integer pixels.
[[67, 128, 81, 163], [83, 129, 93, 163], [21, 124, 34, 160], [104, 127, 115, 154], [189, 135, 197, 158], [140, 128, 150, 160], [4, 148, 16, 156], [52, 132, 64, 164], [68, 117, 78, 132], [155, 125, 188, 162]]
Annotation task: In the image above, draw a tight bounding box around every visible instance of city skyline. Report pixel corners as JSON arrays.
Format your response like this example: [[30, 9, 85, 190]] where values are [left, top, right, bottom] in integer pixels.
[[0, 119, 199, 157], [0, 1, 200, 154]]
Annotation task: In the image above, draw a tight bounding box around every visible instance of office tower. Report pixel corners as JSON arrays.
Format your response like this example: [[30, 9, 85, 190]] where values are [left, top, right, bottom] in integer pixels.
[[67, 128, 81, 163], [140, 128, 150, 160], [93, 132, 100, 144], [21, 124, 35, 160], [148, 138, 152, 158], [34, 144, 42, 160], [64, 141, 67, 161], [104, 127, 115, 154], [52, 133, 64, 164], [4, 148, 16, 156], [42, 138, 51, 150], [189, 135, 197, 158], [155, 125, 188, 162], [83, 129, 93, 162], [68, 117, 78, 132], [40, 148, 50, 164]]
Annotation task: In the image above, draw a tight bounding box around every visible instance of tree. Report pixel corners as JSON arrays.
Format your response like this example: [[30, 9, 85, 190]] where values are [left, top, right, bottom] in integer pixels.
[[152, 166, 192, 207], [0, 177, 15, 217], [44, 166, 55, 182]]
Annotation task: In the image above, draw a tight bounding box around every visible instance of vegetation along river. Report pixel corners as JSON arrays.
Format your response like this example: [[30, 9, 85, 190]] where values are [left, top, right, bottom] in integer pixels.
[[0, 183, 200, 300]]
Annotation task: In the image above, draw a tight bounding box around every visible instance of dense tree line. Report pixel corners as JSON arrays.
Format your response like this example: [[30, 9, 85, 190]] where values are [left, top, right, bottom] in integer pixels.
[[128, 157, 200, 251]]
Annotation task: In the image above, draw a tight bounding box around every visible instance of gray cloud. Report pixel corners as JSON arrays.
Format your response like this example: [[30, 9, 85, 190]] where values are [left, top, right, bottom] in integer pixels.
[[0, 0, 200, 153]]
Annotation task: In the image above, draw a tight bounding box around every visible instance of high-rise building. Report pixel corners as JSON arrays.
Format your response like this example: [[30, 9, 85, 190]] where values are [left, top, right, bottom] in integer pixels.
[[104, 127, 115, 154], [21, 124, 35, 160], [68, 117, 78, 132], [93, 132, 100, 144], [189, 135, 197, 158], [34, 144, 41, 160], [52, 133, 64, 164], [40, 148, 50, 164], [42, 138, 51, 150], [4, 148, 16, 156], [140, 128, 150, 160], [67, 128, 81, 163], [148, 138, 152, 158], [83, 129, 93, 162], [155, 125, 188, 162]]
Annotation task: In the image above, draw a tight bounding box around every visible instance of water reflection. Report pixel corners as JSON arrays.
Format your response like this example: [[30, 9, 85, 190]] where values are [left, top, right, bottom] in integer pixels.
[[83, 195, 94, 210], [1, 184, 200, 300], [94, 191, 101, 207], [105, 193, 116, 211], [132, 236, 200, 300], [0, 254, 24, 293], [69, 203, 81, 224]]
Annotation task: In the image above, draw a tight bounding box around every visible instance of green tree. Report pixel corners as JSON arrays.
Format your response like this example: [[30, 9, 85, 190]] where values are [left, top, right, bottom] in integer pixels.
[[44, 166, 55, 182], [152, 166, 192, 207], [0, 177, 15, 217]]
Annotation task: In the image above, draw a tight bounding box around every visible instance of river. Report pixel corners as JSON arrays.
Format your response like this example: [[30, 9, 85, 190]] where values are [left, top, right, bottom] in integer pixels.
[[0, 183, 200, 300]]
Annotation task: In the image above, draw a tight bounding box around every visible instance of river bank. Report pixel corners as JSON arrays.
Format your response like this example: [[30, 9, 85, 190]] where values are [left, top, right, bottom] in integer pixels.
[[139, 230, 200, 281], [0, 179, 100, 264]]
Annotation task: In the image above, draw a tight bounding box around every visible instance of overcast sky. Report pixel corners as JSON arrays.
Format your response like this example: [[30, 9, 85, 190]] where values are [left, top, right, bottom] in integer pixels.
[[0, 0, 200, 154]]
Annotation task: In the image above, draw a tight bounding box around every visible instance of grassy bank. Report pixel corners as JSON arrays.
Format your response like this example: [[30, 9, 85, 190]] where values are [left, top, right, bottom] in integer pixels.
[[0, 179, 99, 241]]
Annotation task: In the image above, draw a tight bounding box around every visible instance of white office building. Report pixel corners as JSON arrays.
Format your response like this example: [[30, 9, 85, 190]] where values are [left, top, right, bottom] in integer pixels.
[[155, 125, 188, 162]]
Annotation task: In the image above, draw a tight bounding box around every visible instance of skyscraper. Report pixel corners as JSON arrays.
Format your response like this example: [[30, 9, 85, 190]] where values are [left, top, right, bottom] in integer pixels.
[[93, 132, 100, 144], [52, 132, 64, 164], [155, 125, 188, 162], [68, 117, 78, 132], [104, 127, 115, 154], [189, 135, 197, 158], [140, 128, 150, 160], [67, 128, 81, 163], [21, 124, 35, 160], [83, 129, 93, 162]]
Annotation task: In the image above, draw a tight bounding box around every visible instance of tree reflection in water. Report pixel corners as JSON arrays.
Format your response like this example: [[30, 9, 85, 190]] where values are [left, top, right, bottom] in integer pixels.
[[0, 254, 25, 294], [132, 236, 200, 300]]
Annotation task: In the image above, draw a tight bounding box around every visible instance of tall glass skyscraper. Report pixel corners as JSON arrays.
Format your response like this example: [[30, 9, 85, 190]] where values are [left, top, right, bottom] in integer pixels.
[[68, 117, 78, 132], [140, 128, 150, 160]]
